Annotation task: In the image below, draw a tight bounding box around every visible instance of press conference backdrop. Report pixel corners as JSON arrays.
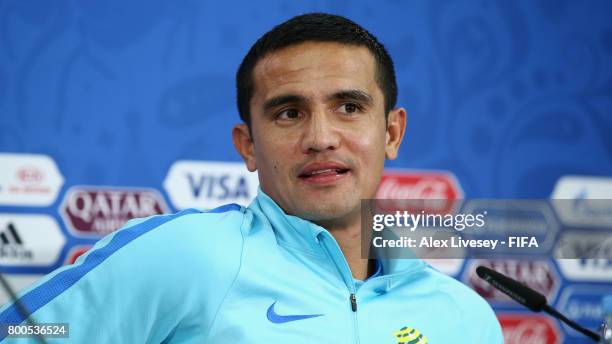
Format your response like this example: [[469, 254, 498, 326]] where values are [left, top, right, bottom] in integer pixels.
[[1, 1, 611, 343]]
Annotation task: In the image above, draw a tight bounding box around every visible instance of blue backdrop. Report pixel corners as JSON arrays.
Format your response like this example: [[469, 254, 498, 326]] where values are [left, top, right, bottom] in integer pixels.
[[1, 1, 611, 343]]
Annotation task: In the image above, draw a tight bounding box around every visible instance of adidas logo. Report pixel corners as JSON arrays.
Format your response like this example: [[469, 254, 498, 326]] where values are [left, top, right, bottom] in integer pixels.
[[0, 222, 33, 260]]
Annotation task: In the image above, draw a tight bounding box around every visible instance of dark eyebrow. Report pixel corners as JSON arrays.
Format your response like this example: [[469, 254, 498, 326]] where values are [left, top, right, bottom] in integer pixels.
[[262, 94, 307, 113], [327, 90, 373, 105]]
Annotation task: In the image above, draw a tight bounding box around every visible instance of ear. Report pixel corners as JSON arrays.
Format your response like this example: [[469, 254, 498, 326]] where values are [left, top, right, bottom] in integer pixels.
[[232, 124, 257, 172], [384, 107, 407, 160]]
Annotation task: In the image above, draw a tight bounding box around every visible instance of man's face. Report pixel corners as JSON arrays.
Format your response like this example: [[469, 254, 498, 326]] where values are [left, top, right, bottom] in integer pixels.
[[234, 41, 405, 227]]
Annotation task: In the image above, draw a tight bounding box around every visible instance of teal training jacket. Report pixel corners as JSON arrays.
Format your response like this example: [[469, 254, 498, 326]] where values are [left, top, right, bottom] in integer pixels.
[[0, 190, 503, 343]]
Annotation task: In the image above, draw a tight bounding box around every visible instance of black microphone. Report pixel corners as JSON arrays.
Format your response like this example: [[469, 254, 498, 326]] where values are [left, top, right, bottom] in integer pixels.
[[476, 265, 601, 342]]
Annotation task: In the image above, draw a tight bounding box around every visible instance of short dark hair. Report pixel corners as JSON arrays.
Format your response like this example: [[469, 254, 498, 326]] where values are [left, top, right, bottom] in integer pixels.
[[236, 12, 398, 127]]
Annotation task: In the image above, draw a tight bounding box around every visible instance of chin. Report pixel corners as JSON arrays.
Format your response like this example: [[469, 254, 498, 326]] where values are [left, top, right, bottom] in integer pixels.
[[297, 200, 357, 223]]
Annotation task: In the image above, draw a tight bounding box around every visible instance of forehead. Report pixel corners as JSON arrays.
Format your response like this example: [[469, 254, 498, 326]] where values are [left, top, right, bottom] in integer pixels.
[[251, 41, 380, 105]]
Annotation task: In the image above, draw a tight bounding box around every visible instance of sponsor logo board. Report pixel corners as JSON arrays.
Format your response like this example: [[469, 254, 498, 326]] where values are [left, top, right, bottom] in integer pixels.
[[0, 153, 64, 206], [377, 170, 463, 199], [556, 285, 611, 339], [461, 200, 558, 256], [555, 230, 612, 281], [551, 176, 612, 228], [163, 160, 259, 210], [551, 176, 612, 199], [376, 170, 463, 214], [0, 214, 65, 266], [466, 259, 560, 304], [498, 313, 562, 344], [60, 186, 168, 237]]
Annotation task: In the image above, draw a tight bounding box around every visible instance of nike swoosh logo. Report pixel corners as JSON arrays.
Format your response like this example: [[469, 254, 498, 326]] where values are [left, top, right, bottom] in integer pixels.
[[266, 301, 324, 324]]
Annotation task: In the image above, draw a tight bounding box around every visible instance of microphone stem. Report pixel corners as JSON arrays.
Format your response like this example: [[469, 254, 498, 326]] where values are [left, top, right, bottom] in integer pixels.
[[543, 304, 600, 342], [0, 273, 47, 344]]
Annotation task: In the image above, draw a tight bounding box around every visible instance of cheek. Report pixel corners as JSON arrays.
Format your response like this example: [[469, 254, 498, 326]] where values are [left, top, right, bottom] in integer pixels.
[[254, 139, 293, 175], [344, 127, 387, 164]]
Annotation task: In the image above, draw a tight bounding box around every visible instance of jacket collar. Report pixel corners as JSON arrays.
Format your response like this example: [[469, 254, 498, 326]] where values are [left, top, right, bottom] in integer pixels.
[[251, 188, 325, 252], [249, 188, 426, 278]]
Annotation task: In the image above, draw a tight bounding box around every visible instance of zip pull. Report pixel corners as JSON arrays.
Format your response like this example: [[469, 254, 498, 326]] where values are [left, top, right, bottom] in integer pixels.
[[350, 293, 357, 312]]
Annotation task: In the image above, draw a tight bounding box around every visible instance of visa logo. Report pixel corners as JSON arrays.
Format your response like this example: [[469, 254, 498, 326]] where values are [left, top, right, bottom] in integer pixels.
[[578, 258, 612, 269], [187, 173, 250, 200], [164, 161, 259, 210]]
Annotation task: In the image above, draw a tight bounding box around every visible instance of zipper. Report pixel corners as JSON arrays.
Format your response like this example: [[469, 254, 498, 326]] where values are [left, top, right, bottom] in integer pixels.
[[350, 292, 360, 344], [317, 232, 360, 343]]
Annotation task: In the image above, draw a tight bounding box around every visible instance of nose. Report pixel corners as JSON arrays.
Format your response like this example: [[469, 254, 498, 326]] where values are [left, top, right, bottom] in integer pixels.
[[300, 111, 341, 154]]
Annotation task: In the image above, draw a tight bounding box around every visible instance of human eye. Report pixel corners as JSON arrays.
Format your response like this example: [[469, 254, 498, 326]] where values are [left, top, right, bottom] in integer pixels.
[[337, 102, 362, 115], [276, 108, 301, 121]]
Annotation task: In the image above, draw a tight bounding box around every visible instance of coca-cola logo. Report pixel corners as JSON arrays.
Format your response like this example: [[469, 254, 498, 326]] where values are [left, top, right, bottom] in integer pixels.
[[467, 260, 559, 303], [499, 314, 562, 344], [16, 167, 44, 183], [61, 187, 168, 237], [375, 171, 463, 214]]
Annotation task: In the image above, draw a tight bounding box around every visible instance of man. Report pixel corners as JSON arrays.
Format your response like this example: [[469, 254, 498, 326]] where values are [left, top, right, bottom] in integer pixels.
[[0, 13, 502, 343]]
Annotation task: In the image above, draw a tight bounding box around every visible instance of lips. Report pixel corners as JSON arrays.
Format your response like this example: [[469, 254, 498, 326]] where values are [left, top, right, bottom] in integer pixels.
[[300, 168, 349, 177], [298, 162, 351, 182]]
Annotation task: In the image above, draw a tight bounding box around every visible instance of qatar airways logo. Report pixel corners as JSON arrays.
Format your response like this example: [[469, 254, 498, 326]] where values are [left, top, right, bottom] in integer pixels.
[[61, 187, 168, 237]]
